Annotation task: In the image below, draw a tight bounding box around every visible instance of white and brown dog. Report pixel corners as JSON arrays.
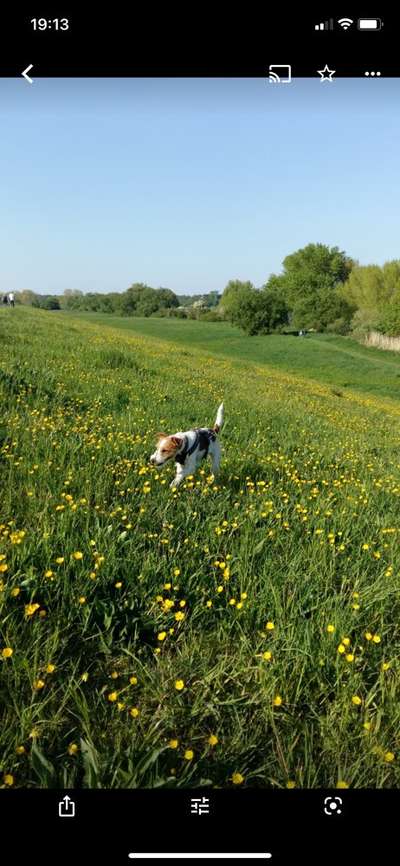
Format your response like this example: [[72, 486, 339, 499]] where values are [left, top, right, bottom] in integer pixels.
[[150, 403, 224, 488]]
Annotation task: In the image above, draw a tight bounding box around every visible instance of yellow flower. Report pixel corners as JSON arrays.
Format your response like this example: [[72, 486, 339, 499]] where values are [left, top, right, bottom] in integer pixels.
[[346, 654, 355, 663], [381, 662, 390, 671], [337, 644, 346, 654], [44, 570, 53, 578], [81, 672, 89, 682], [372, 634, 381, 644], [362, 543, 369, 550], [0, 563, 8, 573], [206, 600, 213, 608], [342, 637, 350, 647], [158, 631, 167, 641], [179, 600, 186, 608], [169, 739, 179, 749], [175, 611, 185, 621], [129, 676, 138, 685], [273, 695, 283, 706], [78, 596, 86, 604], [175, 679, 185, 691], [46, 664, 55, 673], [68, 743, 78, 755], [108, 691, 118, 702], [3, 774, 14, 786], [217, 585, 223, 593], [34, 679, 45, 690], [384, 752, 395, 762], [352, 695, 362, 705], [208, 734, 218, 746], [173, 568, 180, 577], [364, 632, 372, 641], [72, 551, 83, 560], [55, 557, 64, 564], [336, 780, 349, 789], [262, 651, 272, 661], [184, 750, 194, 760], [130, 707, 140, 718], [16, 746, 25, 755], [117, 702, 125, 711], [25, 603, 40, 617], [110, 671, 119, 679], [286, 780, 296, 789], [231, 772, 244, 785], [236, 602, 243, 610], [363, 721, 372, 731], [1, 647, 13, 659], [266, 621, 275, 630], [11, 588, 20, 597], [327, 624, 335, 633], [164, 583, 171, 590], [115, 581, 122, 589]]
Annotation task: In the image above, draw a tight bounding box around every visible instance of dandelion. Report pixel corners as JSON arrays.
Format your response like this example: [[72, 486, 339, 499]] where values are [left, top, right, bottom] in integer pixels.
[[173, 568, 180, 577], [25, 603, 40, 617], [263, 651, 272, 661], [175, 611, 185, 621], [365, 632, 372, 641], [130, 707, 140, 718], [346, 654, 355, 663], [78, 596, 86, 604], [44, 570, 53, 578], [55, 557, 64, 564], [384, 752, 395, 762], [158, 631, 167, 642], [231, 772, 244, 785], [381, 662, 390, 671], [11, 588, 20, 597], [108, 691, 118, 702], [68, 743, 78, 755], [337, 644, 346, 654], [184, 750, 194, 760], [208, 734, 218, 746], [16, 746, 25, 755], [110, 671, 119, 679], [3, 774, 14, 786], [266, 621, 275, 631], [175, 679, 185, 691], [115, 581, 122, 589], [352, 695, 362, 705], [81, 672, 89, 682], [273, 695, 283, 706], [327, 624, 335, 633], [34, 679, 45, 690], [72, 551, 83, 560], [336, 780, 349, 789], [286, 780, 296, 789], [129, 676, 138, 685], [169, 739, 179, 749], [1, 647, 13, 659], [46, 664, 55, 674], [372, 634, 381, 644], [342, 637, 350, 647]]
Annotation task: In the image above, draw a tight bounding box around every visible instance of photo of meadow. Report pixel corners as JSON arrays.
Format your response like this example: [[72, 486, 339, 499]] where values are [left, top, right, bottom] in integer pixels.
[[1, 307, 399, 788], [1, 77, 399, 789]]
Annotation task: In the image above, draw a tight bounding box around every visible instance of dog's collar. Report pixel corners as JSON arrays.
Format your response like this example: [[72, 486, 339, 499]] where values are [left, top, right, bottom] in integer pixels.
[[175, 430, 200, 465]]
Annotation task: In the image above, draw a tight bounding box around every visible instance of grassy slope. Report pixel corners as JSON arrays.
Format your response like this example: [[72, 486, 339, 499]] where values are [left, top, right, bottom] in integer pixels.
[[67, 311, 400, 402], [0, 306, 399, 789]]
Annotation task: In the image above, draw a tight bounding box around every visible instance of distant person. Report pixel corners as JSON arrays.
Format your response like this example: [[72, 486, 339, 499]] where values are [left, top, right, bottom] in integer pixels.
[[8, 292, 15, 307], [2, 294, 8, 305]]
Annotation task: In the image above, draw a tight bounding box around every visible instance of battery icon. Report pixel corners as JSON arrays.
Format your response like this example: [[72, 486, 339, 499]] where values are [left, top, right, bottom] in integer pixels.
[[357, 18, 382, 30]]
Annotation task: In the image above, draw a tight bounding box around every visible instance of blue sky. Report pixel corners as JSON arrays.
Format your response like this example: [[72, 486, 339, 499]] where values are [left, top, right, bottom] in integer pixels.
[[0, 77, 398, 295]]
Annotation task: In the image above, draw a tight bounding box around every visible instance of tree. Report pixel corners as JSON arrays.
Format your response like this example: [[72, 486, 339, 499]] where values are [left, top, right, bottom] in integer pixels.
[[265, 243, 354, 331], [229, 288, 289, 335], [156, 288, 179, 309], [219, 279, 255, 321]]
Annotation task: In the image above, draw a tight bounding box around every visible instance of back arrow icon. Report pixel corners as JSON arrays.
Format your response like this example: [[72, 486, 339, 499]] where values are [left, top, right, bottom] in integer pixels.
[[22, 65, 34, 84]]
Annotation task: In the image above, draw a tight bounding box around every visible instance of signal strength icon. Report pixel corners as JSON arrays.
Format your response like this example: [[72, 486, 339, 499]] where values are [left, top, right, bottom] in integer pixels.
[[338, 17, 354, 29], [315, 19, 334, 30]]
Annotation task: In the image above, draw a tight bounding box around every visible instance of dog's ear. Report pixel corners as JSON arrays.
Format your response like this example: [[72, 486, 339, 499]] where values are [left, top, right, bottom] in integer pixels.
[[171, 436, 182, 447], [156, 432, 167, 440]]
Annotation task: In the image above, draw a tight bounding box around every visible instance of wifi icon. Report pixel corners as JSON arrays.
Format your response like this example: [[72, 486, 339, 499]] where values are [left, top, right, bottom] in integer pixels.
[[338, 17, 354, 29]]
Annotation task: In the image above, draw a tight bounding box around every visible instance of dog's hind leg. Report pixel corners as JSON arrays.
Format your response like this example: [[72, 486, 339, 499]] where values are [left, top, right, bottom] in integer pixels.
[[210, 442, 221, 475]]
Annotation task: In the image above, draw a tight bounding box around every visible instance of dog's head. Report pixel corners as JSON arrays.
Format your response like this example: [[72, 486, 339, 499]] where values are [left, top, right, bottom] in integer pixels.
[[150, 433, 183, 466]]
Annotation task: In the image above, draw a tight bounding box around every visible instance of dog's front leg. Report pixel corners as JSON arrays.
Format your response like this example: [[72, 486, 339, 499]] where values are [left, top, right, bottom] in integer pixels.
[[170, 465, 186, 489]]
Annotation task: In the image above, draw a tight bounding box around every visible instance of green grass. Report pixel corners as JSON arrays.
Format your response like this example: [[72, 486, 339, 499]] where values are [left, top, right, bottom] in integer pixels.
[[1, 306, 399, 789], [68, 310, 400, 401]]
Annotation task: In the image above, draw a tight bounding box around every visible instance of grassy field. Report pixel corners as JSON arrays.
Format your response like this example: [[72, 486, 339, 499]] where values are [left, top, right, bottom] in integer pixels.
[[0, 306, 399, 789]]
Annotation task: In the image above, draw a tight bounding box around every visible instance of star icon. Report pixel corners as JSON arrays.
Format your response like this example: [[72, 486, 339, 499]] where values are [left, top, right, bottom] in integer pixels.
[[317, 64, 336, 81]]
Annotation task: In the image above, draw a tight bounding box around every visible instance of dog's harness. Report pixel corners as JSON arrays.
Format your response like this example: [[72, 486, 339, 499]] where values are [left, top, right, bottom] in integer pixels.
[[175, 428, 216, 465]]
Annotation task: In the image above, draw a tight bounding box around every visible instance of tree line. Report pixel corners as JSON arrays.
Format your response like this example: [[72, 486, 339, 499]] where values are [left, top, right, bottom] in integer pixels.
[[12, 244, 400, 337]]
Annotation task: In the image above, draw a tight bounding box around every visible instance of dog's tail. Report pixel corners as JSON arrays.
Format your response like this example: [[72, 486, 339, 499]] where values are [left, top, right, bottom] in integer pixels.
[[213, 402, 224, 434]]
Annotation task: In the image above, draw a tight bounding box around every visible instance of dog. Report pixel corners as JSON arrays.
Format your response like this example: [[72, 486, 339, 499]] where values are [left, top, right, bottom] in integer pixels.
[[150, 403, 224, 488]]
